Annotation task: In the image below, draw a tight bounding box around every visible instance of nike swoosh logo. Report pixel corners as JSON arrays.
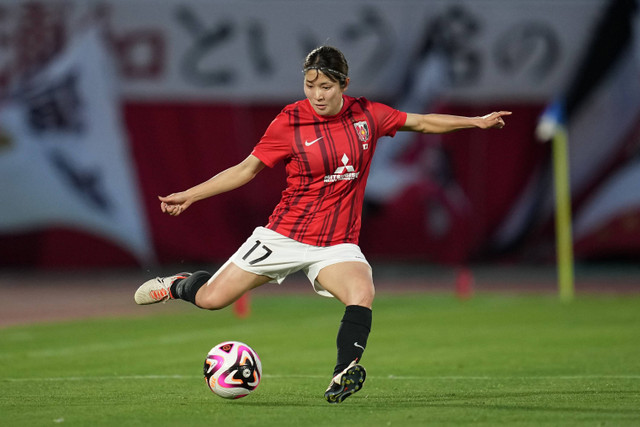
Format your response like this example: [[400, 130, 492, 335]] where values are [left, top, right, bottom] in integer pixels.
[[354, 342, 365, 351], [304, 136, 324, 146]]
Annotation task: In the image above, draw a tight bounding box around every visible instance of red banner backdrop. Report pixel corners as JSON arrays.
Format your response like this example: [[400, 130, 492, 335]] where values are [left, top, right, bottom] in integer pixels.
[[1, 102, 547, 268], [2, 1, 640, 269]]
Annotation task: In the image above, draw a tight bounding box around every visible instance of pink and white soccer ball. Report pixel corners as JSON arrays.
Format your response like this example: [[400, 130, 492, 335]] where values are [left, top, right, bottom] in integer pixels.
[[203, 341, 262, 399]]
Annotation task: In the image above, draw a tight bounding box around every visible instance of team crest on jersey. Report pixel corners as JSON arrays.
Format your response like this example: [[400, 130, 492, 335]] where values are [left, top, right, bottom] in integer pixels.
[[353, 121, 370, 143]]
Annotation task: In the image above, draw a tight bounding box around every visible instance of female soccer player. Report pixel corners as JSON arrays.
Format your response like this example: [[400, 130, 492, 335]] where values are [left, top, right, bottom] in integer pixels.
[[135, 46, 510, 403]]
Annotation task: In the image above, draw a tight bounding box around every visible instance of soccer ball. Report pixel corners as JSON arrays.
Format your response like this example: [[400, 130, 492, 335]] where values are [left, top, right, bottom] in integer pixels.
[[203, 341, 262, 399]]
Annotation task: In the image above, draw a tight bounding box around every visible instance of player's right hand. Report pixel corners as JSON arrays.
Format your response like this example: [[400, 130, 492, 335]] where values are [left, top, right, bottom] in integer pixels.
[[159, 193, 191, 216]]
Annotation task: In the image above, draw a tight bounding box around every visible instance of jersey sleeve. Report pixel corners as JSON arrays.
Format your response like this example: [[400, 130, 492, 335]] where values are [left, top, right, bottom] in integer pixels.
[[251, 111, 292, 168], [370, 100, 407, 138]]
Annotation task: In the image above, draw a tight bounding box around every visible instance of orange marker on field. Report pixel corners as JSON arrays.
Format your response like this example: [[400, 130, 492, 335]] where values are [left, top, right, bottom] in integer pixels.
[[455, 267, 474, 300], [233, 293, 251, 318]]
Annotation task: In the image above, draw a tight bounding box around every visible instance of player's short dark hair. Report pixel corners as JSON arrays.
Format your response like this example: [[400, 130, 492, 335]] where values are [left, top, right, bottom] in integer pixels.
[[303, 46, 349, 88]]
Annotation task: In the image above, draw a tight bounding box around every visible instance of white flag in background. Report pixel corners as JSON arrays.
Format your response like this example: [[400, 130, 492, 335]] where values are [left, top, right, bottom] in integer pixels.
[[0, 27, 154, 265]]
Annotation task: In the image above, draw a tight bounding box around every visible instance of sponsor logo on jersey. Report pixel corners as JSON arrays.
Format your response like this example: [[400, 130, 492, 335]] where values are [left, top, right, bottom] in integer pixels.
[[324, 153, 360, 183]]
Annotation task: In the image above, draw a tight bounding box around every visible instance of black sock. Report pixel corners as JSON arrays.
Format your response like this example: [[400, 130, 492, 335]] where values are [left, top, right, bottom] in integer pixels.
[[170, 271, 210, 305], [334, 305, 372, 376]]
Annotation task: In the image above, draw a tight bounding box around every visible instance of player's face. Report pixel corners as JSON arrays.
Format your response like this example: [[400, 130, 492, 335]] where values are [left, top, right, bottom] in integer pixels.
[[303, 70, 347, 116]]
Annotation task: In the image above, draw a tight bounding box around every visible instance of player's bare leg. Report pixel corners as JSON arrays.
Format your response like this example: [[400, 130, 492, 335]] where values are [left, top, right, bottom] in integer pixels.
[[317, 262, 373, 403], [195, 263, 271, 310], [317, 261, 375, 308], [134, 263, 270, 309]]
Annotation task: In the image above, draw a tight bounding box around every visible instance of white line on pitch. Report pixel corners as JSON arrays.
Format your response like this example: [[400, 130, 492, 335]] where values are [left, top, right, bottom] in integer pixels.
[[3, 374, 640, 382]]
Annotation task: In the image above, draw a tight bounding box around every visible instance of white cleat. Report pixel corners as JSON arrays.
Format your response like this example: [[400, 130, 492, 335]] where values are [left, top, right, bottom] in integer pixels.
[[134, 273, 191, 305]]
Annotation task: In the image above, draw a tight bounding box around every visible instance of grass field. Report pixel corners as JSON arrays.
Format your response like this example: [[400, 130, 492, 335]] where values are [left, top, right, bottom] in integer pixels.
[[1, 292, 639, 426]]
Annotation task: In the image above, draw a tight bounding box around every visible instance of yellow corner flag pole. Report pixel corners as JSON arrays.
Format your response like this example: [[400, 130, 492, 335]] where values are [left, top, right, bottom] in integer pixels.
[[551, 127, 575, 301]]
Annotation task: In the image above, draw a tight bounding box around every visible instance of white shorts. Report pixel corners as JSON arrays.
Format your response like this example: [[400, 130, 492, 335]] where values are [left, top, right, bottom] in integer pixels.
[[225, 227, 371, 297]]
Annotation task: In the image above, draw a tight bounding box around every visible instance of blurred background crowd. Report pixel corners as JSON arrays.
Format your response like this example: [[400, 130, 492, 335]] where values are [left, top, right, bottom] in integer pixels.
[[1, 0, 638, 274]]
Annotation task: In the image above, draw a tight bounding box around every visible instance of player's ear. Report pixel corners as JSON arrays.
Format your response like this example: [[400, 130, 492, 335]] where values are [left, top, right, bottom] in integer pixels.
[[341, 77, 350, 92]]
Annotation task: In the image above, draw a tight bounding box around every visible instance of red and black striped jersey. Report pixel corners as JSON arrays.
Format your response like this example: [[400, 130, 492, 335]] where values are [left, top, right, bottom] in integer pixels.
[[252, 95, 406, 247]]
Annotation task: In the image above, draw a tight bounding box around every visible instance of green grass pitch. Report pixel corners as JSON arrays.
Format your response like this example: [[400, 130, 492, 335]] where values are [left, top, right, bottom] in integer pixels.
[[1, 293, 639, 426]]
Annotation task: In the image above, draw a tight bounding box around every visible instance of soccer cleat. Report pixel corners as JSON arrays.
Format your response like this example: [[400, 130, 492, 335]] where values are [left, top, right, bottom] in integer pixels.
[[324, 360, 366, 404], [134, 272, 191, 305]]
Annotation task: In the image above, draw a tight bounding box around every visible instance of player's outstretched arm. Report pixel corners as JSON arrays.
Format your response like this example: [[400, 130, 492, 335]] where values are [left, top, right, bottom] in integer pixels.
[[400, 111, 512, 134], [159, 154, 266, 216]]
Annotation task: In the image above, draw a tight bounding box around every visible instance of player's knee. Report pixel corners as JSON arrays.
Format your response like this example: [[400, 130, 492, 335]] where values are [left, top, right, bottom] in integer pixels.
[[197, 300, 225, 311], [195, 287, 235, 311], [197, 295, 230, 310], [360, 290, 375, 308], [348, 283, 375, 308]]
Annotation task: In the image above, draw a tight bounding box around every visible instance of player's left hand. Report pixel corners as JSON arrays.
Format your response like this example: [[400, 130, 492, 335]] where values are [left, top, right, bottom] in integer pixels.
[[478, 111, 512, 129]]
